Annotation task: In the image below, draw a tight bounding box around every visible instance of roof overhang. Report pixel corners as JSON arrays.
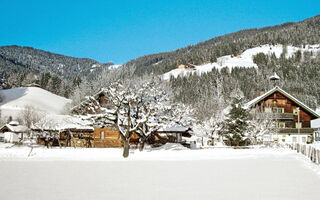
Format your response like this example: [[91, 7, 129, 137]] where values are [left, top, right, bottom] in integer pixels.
[[244, 86, 320, 119]]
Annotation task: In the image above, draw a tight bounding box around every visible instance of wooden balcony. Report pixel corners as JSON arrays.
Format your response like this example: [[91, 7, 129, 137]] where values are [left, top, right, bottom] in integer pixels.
[[273, 113, 295, 120], [278, 128, 314, 134]]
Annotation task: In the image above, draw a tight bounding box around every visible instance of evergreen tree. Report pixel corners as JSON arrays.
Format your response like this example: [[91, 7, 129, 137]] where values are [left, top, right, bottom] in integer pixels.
[[224, 96, 250, 146]]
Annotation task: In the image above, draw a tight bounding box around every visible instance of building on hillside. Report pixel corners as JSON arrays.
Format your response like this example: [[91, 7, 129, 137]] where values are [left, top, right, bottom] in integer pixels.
[[178, 63, 196, 70], [25, 83, 40, 87], [0, 121, 29, 143], [244, 86, 320, 144], [71, 89, 110, 115]]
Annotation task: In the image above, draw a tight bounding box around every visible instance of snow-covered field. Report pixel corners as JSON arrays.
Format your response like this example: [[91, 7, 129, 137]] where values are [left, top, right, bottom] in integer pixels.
[[0, 87, 71, 118], [0, 145, 320, 200], [163, 44, 320, 80]]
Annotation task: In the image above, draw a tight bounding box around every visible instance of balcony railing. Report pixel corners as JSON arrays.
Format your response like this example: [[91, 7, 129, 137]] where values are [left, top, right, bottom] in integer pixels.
[[278, 128, 314, 134], [273, 113, 295, 120]]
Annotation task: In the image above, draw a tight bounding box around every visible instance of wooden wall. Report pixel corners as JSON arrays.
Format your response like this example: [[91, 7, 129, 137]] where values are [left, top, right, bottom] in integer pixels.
[[93, 127, 140, 148], [257, 91, 313, 128]]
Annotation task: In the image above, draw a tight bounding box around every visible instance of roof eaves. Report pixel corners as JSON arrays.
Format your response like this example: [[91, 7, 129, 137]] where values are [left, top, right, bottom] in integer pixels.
[[244, 86, 320, 119]]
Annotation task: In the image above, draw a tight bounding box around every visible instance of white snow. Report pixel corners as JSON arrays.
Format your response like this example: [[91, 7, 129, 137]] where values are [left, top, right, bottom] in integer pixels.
[[32, 114, 93, 131], [0, 87, 71, 118], [163, 44, 320, 80], [311, 109, 320, 128], [0, 147, 320, 200], [109, 64, 122, 70]]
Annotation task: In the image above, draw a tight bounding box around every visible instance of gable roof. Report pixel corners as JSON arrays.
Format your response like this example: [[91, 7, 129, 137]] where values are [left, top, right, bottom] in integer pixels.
[[244, 86, 320, 119], [0, 124, 29, 133]]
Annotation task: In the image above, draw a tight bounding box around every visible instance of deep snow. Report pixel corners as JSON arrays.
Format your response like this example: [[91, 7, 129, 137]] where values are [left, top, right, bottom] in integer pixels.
[[0, 146, 320, 200], [0, 87, 71, 118]]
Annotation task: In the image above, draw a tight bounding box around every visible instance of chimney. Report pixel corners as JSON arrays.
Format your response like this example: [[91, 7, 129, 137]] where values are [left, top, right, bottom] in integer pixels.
[[259, 91, 265, 96]]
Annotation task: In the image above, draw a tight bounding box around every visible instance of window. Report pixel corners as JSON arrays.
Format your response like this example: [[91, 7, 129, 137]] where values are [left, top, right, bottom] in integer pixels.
[[273, 107, 284, 113], [278, 122, 286, 128], [264, 107, 272, 113], [100, 131, 104, 139], [295, 122, 302, 129]]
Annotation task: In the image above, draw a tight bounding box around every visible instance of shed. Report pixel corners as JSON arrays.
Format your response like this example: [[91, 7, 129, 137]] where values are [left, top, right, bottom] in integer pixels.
[[0, 121, 29, 143], [156, 124, 193, 143]]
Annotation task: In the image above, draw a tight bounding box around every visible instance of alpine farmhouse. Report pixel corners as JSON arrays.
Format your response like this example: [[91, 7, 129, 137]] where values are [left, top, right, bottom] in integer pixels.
[[244, 86, 320, 144]]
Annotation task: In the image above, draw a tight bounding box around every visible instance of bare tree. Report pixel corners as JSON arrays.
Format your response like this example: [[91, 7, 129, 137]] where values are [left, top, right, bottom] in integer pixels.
[[96, 83, 152, 157], [247, 108, 279, 144], [19, 105, 43, 128]]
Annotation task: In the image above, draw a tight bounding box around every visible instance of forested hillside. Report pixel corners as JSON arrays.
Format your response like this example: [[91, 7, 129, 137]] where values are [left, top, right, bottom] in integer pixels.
[[124, 15, 320, 76], [119, 15, 320, 121], [0, 45, 112, 96], [1, 15, 320, 121]]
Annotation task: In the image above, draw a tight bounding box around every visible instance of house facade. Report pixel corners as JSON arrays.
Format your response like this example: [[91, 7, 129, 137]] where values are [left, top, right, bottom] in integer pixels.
[[245, 87, 320, 144]]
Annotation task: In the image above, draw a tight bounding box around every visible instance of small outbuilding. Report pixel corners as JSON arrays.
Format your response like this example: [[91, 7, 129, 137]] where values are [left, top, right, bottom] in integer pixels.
[[150, 124, 193, 147], [0, 121, 29, 143]]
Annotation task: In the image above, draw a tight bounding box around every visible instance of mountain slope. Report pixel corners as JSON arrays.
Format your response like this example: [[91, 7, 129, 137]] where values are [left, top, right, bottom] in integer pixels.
[[124, 15, 320, 76], [163, 44, 320, 80], [0, 45, 113, 95], [0, 87, 71, 118]]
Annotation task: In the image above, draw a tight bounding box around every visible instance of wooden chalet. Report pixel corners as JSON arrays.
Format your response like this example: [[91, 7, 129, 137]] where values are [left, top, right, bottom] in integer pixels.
[[71, 91, 141, 148], [94, 126, 140, 148], [244, 86, 320, 144], [71, 88, 110, 115]]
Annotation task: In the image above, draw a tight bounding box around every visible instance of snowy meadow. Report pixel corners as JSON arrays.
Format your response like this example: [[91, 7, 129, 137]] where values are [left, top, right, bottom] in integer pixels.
[[1, 145, 320, 200]]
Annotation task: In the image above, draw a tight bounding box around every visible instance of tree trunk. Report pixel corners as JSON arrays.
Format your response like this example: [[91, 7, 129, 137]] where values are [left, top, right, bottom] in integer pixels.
[[123, 140, 130, 158], [139, 140, 145, 152]]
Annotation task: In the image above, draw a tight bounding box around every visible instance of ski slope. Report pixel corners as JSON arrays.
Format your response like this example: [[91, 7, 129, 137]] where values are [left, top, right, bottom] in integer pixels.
[[163, 44, 320, 80], [0, 87, 71, 118]]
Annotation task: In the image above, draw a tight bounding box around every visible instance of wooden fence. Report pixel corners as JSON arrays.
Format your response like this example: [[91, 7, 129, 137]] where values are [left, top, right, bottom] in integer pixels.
[[289, 143, 320, 165]]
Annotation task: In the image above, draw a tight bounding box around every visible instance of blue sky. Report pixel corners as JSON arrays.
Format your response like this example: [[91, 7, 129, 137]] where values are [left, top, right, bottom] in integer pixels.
[[0, 0, 319, 64]]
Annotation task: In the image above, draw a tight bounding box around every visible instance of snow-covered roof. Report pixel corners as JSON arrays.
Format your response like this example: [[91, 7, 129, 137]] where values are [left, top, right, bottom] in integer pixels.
[[32, 114, 93, 132], [244, 86, 320, 119], [161, 124, 190, 132], [269, 72, 280, 80], [0, 124, 29, 133], [8, 121, 19, 126], [71, 88, 108, 113]]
